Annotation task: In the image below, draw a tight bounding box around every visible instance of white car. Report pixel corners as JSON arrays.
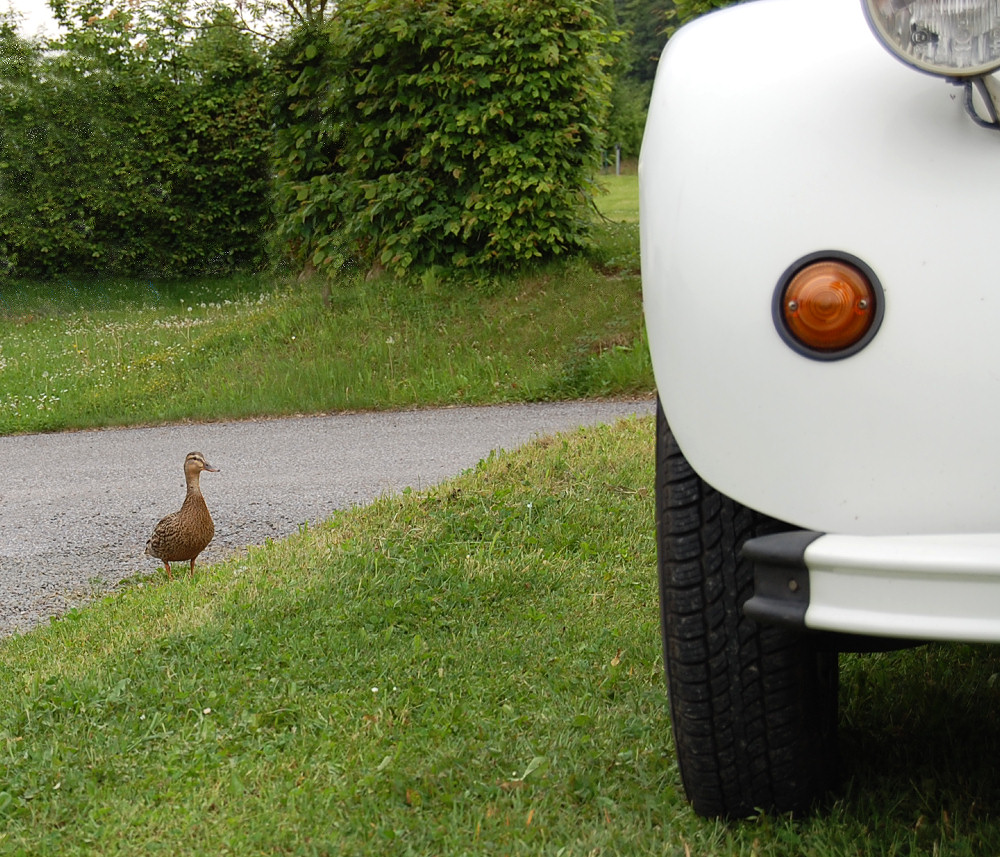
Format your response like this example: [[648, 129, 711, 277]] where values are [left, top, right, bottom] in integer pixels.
[[639, 0, 1000, 818]]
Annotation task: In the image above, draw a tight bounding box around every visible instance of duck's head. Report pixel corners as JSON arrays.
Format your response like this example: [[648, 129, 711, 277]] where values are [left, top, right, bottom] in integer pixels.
[[185, 451, 220, 475]]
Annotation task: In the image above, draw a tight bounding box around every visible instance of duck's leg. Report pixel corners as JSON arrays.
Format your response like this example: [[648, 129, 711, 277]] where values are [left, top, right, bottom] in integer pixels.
[[189, 559, 197, 578], [163, 561, 172, 580]]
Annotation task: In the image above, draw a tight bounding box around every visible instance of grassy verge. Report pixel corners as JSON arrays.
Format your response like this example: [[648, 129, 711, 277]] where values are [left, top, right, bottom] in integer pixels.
[[595, 173, 639, 223], [0, 191, 648, 436], [0, 418, 999, 854]]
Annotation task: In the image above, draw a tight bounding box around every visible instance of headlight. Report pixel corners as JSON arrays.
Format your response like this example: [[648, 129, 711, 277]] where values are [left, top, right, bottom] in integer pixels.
[[863, 0, 1000, 77]]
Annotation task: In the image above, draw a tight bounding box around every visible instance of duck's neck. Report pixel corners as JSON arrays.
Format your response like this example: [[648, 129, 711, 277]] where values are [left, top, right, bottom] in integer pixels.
[[185, 473, 203, 498]]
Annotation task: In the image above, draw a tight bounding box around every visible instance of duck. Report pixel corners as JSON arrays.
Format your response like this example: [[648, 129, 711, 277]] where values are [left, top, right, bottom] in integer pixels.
[[145, 451, 219, 580]]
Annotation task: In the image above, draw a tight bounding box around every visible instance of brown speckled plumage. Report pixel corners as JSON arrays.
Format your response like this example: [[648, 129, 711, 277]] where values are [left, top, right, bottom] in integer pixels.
[[145, 452, 219, 579]]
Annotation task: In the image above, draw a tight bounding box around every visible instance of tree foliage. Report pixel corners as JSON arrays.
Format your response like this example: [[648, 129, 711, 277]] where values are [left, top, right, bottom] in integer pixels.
[[0, 4, 274, 278], [601, 0, 672, 157], [667, 0, 741, 35], [614, 0, 671, 82], [271, 0, 617, 281]]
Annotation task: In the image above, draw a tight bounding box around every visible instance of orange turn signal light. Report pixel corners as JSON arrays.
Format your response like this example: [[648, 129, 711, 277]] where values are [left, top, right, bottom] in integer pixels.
[[774, 254, 883, 360]]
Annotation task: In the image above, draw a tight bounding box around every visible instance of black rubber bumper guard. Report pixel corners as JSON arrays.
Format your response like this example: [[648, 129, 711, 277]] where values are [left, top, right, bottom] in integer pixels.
[[741, 530, 824, 629]]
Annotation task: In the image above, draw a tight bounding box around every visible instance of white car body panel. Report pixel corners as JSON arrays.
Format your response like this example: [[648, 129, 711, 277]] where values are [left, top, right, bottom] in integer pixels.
[[640, 0, 1000, 537]]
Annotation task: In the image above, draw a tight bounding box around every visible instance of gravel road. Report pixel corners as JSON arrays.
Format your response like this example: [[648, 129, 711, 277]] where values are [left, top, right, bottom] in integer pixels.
[[0, 398, 654, 636]]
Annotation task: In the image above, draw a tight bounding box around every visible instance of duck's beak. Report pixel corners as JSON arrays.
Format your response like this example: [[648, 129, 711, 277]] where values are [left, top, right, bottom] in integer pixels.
[[204, 462, 220, 473]]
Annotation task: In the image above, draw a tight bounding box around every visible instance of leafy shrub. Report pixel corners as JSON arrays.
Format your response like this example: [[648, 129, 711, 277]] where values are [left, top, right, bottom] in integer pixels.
[[269, 24, 347, 277], [0, 8, 274, 279], [272, 0, 617, 280]]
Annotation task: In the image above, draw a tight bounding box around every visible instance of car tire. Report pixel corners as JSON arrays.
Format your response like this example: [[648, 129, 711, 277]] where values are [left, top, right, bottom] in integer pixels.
[[655, 399, 839, 818]]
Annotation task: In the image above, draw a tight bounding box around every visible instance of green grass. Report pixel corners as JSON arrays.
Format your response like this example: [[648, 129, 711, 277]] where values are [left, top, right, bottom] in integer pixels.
[[0, 204, 647, 435], [595, 173, 640, 223], [0, 418, 999, 854], [3, 176, 996, 852]]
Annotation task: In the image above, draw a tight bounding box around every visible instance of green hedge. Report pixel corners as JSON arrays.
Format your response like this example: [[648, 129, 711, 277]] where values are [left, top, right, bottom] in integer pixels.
[[272, 0, 616, 280], [0, 11, 274, 278], [1, 0, 618, 282]]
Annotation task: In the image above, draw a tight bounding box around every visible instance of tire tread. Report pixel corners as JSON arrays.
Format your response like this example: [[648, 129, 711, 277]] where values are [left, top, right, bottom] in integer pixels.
[[655, 401, 838, 817]]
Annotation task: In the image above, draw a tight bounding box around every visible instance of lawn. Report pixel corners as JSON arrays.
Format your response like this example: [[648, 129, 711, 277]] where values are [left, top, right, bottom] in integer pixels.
[[0, 174, 997, 854], [0, 419, 999, 854], [0, 185, 647, 436], [596, 172, 640, 223]]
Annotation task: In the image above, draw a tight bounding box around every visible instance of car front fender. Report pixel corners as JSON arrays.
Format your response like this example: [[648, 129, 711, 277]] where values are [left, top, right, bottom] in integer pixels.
[[640, 0, 1000, 535]]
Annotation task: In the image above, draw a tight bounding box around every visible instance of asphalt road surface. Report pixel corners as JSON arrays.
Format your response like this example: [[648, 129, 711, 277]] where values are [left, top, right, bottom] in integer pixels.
[[0, 398, 654, 636]]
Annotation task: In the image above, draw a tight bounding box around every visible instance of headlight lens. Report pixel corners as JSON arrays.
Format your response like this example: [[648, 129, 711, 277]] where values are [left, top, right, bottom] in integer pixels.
[[863, 0, 1000, 77]]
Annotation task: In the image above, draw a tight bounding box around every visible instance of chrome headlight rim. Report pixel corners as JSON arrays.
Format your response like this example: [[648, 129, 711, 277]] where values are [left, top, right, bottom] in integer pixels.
[[862, 0, 1000, 79]]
